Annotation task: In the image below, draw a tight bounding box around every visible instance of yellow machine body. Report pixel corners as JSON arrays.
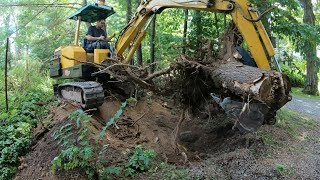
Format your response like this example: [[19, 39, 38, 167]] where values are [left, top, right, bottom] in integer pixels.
[[94, 49, 110, 64], [57, 46, 111, 68], [60, 46, 87, 68]]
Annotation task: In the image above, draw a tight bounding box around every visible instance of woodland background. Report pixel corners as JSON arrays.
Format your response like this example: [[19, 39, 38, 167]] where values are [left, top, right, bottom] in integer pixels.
[[0, 0, 320, 179]]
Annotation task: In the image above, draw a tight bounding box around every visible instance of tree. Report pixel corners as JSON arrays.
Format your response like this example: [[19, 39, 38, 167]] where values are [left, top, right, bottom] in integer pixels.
[[150, 15, 156, 73], [135, 0, 143, 65], [299, 0, 319, 95], [182, 9, 188, 54]]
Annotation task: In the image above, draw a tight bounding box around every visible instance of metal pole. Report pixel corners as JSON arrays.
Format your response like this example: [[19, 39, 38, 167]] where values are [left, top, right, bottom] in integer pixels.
[[5, 37, 9, 112]]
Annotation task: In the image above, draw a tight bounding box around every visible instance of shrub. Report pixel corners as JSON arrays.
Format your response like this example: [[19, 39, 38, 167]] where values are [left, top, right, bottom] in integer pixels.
[[51, 110, 96, 178], [281, 65, 304, 87], [125, 145, 156, 177], [0, 61, 52, 179]]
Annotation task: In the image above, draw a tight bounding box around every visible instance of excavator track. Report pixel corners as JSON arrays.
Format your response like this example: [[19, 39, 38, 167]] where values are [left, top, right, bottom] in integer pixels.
[[57, 81, 104, 109]]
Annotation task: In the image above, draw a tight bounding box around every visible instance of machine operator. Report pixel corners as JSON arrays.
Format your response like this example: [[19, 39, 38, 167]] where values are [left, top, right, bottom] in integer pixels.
[[85, 18, 114, 52]]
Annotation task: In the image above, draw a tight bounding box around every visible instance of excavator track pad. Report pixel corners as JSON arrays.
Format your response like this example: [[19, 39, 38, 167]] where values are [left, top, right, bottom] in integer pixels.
[[57, 81, 104, 109]]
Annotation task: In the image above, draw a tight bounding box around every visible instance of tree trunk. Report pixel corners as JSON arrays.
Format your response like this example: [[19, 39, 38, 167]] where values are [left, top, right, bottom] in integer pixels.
[[214, 12, 219, 37], [174, 60, 291, 107], [194, 11, 202, 48], [182, 9, 188, 54], [150, 15, 156, 73], [260, 0, 272, 37], [126, 0, 134, 65], [300, 0, 319, 95], [135, 0, 143, 65], [126, 0, 132, 23], [5, 15, 11, 68]]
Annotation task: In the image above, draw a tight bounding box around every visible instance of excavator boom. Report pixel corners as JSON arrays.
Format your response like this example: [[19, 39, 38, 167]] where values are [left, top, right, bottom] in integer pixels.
[[115, 0, 275, 70]]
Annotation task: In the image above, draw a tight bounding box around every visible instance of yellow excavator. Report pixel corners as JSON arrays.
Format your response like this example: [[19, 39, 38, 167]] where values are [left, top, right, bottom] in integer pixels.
[[50, 0, 288, 129]]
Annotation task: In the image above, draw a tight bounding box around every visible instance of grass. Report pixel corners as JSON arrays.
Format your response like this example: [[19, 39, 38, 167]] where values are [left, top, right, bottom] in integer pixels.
[[291, 87, 320, 99], [276, 109, 318, 139], [259, 131, 281, 147], [277, 109, 317, 128], [146, 162, 190, 180], [275, 163, 296, 177], [258, 109, 318, 147]]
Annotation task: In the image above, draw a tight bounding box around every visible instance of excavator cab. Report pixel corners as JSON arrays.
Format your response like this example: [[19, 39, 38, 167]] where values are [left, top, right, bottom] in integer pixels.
[[49, 3, 115, 80]]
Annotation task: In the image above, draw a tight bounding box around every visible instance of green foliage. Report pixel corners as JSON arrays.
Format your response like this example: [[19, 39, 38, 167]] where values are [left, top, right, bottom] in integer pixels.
[[281, 65, 305, 87], [51, 109, 96, 178], [259, 131, 281, 147], [0, 61, 52, 179], [275, 163, 295, 176], [125, 145, 156, 176], [148, 162, 190, 180], [274, 109, 318, 142], [258, 109, 318, 147], [100, 166, 123, 180], [291, 87, 320, 100]]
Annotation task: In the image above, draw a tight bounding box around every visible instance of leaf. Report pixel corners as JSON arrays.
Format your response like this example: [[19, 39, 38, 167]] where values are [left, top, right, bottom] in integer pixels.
[[126, 97, 137, 103], [98, 100, 128, 140], [76, 117, 81, 128]]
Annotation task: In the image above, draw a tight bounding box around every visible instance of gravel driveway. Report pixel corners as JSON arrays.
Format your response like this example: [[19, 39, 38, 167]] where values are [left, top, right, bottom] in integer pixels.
[[284, 95, 320, 121]]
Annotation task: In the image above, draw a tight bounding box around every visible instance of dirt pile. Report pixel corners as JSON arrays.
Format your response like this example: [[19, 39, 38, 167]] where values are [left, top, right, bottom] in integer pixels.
[[14, 94, 235, 178], [15, 95, 320, 179]]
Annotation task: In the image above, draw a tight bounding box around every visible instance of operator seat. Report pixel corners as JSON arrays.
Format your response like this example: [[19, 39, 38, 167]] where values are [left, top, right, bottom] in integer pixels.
[[82, 38, 114, 59], [82, 38, 112, 53]]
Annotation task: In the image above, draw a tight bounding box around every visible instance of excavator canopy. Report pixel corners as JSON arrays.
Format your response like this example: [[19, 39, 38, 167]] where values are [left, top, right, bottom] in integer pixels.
[[69, 3, 115, 23]]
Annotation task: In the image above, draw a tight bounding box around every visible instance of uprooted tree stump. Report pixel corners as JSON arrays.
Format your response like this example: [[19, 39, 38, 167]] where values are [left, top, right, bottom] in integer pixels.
[[94, 24, 291, 132]]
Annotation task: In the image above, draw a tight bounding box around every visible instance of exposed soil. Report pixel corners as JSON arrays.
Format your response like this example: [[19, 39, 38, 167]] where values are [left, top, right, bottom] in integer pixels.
[[15, 95, 320, 179]]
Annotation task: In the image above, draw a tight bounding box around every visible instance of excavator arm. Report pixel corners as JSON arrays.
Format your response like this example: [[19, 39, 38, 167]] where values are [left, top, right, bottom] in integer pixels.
[[115, 0, 275, 70]]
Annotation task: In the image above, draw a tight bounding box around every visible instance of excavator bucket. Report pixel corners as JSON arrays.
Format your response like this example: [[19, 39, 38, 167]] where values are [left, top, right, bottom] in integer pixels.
[[69, 3, 115, 22]]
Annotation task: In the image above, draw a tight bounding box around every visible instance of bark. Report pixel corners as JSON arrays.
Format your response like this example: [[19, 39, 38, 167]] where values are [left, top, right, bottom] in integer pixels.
[[174, 59, 291, 109], [214, 12, 219, 37], [5, 15, 11, 68], [126, 0, 132, 23], [150, 15, 156, 73], [136, 45, 143, 66], [5, 38, 9, 112], [135, 0, 143, 65], [194, 11, 202, 47], [300, 0, 319, 95], [126, 0, 134, 64], [182, 9, 188, 54]]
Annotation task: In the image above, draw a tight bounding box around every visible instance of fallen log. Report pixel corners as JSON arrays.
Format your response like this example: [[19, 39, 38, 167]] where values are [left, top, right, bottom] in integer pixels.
[[175, 60, 291, 107], [97, 56, 291, 132], [172, 58, 291, 131]]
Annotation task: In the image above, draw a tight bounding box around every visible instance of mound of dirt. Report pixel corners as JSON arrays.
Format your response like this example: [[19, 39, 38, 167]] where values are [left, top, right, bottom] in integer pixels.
[[14, 95, 320, 179], [15, 104, 87, 179], [14, 95, 236, 178]]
